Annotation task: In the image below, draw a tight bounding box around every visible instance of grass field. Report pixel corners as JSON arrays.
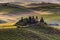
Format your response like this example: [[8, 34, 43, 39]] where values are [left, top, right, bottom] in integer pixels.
[[0, 26, 60, 40]]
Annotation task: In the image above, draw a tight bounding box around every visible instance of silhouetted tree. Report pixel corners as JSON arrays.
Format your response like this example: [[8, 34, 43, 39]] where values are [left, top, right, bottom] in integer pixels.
[[23, 18, 28, 25], [28, 16, 32, 24], [40, 17, 44, 23], [31, 16, 36, 24], [15, 17, 24, 26], [20, 17, 23, 22], [35, 16, 38, 23], [36, 16, 38, 19]]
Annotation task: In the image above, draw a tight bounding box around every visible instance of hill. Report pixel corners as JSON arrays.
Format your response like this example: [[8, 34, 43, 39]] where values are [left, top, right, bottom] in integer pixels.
[[26, 2, 60, 8], [26, 2, 60, 14], [0, 3, 31, 14], [0, 25, 60, 40]]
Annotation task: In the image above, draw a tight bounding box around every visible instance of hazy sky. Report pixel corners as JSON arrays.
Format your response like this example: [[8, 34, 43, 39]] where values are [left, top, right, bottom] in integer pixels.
[[0, 0, 60, 3]]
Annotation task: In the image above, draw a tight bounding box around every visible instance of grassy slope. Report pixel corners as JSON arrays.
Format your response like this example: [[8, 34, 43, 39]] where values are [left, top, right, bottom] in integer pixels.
[[0, 14, 60, 40], [0, 28, 41, 40], [0, 27, 60, 40], [26, 27, 60, 40]]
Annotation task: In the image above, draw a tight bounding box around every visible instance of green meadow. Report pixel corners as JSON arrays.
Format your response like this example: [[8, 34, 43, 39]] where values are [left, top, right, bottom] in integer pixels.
[[0, 26, 60, 40]]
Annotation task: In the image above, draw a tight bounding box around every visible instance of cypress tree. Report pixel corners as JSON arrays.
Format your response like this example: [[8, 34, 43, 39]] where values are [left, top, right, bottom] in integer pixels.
[[15, 17, 24, 26], [31, 16, 35, 24], [23, 18, 28, 25], [40, 17, 44, 23], [35, 16, 38, 23], [36, 16, 38, 19], [28, 16, 32, 24], [20, 17, 23, 22]]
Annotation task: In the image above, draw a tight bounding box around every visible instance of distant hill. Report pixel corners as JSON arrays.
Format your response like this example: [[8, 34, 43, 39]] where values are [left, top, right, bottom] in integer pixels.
[[27, 2, 60, 8], [0, 3, 31, 15], [26, 2, 60, 14]]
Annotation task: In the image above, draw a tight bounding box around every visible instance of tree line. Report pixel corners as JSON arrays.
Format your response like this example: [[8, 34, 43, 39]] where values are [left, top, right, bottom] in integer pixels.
[[15, 16, 47, 27]]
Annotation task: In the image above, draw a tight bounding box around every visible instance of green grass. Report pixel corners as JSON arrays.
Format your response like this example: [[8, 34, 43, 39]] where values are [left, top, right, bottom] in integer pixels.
[[24, 26, 60, 40], [0, 28, 40, 40], [0, 26, 60, 40]]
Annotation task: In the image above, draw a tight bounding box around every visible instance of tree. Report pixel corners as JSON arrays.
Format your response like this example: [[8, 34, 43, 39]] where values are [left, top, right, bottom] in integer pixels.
[[40, 17, 44, 23], [20, 17, 23, 22], [22, 18, 28, 25], [15, 17, 24, 26], [28, 16, 32, 24], [31, 16, 35, 24], [35, 16, 38, 23]]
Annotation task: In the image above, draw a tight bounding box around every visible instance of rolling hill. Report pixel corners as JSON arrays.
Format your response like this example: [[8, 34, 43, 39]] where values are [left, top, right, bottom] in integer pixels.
[[0, 2, 60, 25], [0, 26, 60, 40], [0, 3, 34, 23], [27, 2, 60, 13]]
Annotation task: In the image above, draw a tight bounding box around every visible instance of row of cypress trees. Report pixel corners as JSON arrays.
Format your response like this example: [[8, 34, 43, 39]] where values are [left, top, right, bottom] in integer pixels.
[[15, 16, 45, 26]]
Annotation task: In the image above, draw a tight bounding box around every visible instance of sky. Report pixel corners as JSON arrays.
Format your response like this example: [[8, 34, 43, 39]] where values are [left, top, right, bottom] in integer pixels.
[[0, 0, 60, 3]]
